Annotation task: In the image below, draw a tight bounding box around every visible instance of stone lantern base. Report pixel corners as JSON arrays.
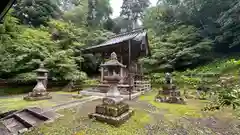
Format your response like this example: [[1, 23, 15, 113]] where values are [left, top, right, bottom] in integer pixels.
[[155, 84, 185, 104], [88, 98, 134, 126], [155, 95, 185, 104], [23, 92, 52, 101]]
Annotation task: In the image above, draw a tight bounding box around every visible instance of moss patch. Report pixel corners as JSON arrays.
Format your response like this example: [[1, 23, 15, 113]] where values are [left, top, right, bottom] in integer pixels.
[[23, 96, 240, 135], [24, 109, 152, 135], [0, 97, 55, 113], [139, 92, 203, 119]]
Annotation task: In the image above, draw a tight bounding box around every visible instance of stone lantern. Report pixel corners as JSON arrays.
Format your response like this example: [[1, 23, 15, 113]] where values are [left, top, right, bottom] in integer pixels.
[[24, 63, 52, 101], [89, 52, 134, 126], [155, 72, 185, 104]]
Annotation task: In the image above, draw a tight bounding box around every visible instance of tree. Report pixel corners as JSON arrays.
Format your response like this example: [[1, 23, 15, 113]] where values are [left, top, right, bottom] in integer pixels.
[[216, 1, 240, 52], [0, 26, 56, 78], [140, 25, 213, 72], [141, 0, 240, 72], [56, 0, 81, 11], [111, 16, 132, 33], [63, 0, 88, 26], [12, 0, 62, 27], [120, 0, 150, 31], [87, 0, 112, 27]]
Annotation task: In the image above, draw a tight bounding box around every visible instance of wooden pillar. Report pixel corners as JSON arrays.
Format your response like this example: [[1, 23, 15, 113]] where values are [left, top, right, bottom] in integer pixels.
[[120, 56, 123, 77], [100, 53, 105, 82], [100, 65, 104, 82], [140, 63, 143, 81], [128, 40, 132, 100]]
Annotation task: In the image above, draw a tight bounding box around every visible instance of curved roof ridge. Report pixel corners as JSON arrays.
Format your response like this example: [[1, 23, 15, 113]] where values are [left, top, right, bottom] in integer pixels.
[[107, 28, 145, 39]]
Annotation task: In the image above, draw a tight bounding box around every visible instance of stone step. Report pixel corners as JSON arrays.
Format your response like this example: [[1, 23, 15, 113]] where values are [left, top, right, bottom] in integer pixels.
[[15, 111, 44, 127], [26, 109, 49, 121], [0, 107, 58, 135], [0, 110, 18, 119], [2, 117, 27, 135], [0, 124, 11, 135], [13, 113, 33, 128]]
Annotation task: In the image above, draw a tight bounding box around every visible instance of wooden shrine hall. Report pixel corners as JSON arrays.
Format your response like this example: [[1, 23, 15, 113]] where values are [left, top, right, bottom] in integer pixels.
[[80, 28, 151, 99]]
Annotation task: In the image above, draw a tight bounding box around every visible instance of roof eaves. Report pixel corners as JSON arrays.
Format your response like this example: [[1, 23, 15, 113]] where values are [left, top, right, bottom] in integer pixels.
[[0, 0, 16, 22], [82, 32, 140, 51]]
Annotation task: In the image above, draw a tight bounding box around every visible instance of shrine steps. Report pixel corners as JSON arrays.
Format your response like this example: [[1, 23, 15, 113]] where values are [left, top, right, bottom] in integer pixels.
[[0, 107, 59, 135]]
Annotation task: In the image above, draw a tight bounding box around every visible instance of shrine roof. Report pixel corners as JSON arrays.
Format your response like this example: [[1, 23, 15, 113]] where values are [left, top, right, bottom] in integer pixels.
[[81, 28, 149, 52], [0, 0, 16, 22]]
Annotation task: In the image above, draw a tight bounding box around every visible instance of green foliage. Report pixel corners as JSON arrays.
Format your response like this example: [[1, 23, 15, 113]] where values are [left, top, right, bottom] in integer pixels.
[[63, 0, 88, 26], [87, 0, 112, 28], [142, 0, 240, 72], [0, 24, 55, 78], [44, 50, 83, 81], [120, 0, 150, 31], [179, 75, 202, 86], [13, 72, 37, 82], [216, 1, 240, 51], [83, 79, 99, 86], [140, 25, 213, 72], [0, 10, 112, 81], [121, 0, 150, 20], [57, 0, 81, 11], [13, 0, 62, 27], [217, 76, 240, 109], [187, 58, 240, 75]]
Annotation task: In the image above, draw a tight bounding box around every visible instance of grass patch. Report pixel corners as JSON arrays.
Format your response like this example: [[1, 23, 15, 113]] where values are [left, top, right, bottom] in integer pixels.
[[0, 97, 55, 113], [24, 108, 152, 135], [139, 92, 203, 119]]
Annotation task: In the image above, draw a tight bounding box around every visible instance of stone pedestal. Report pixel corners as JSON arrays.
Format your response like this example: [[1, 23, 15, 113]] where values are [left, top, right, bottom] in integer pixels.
[[156, 84, 185, 104], [89, 82, 134, 126], [89, 52, 134, 126], [89, 98, 134, 126]]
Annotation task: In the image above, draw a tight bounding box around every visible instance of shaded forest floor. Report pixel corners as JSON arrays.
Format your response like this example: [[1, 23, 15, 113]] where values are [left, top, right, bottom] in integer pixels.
[[24, 91, 240, 135]]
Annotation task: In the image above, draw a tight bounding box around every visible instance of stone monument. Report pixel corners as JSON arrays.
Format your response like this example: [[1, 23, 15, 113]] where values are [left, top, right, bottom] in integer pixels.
[[24, 63, 52, 101], [155, 72, 185, 104], [89, 52, 134, 126]]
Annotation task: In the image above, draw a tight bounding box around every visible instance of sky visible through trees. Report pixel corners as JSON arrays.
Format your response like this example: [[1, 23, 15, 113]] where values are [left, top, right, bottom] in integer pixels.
[[110, 0, 157, 18]]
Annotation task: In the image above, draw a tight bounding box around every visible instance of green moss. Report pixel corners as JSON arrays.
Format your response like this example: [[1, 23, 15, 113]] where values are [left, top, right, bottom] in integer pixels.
[[24, 109, 152, 135], [152, 101, 202, 119], [139, 92, 156, 101], [139, 92, 203, 119], [0, 97, 55, 112], [82, 110, 151, 135]]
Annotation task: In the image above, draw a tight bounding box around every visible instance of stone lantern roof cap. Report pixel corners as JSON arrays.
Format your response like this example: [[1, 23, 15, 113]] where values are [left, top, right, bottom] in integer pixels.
[[35, 63, 49, 73], [100, 52, 126, 68]]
